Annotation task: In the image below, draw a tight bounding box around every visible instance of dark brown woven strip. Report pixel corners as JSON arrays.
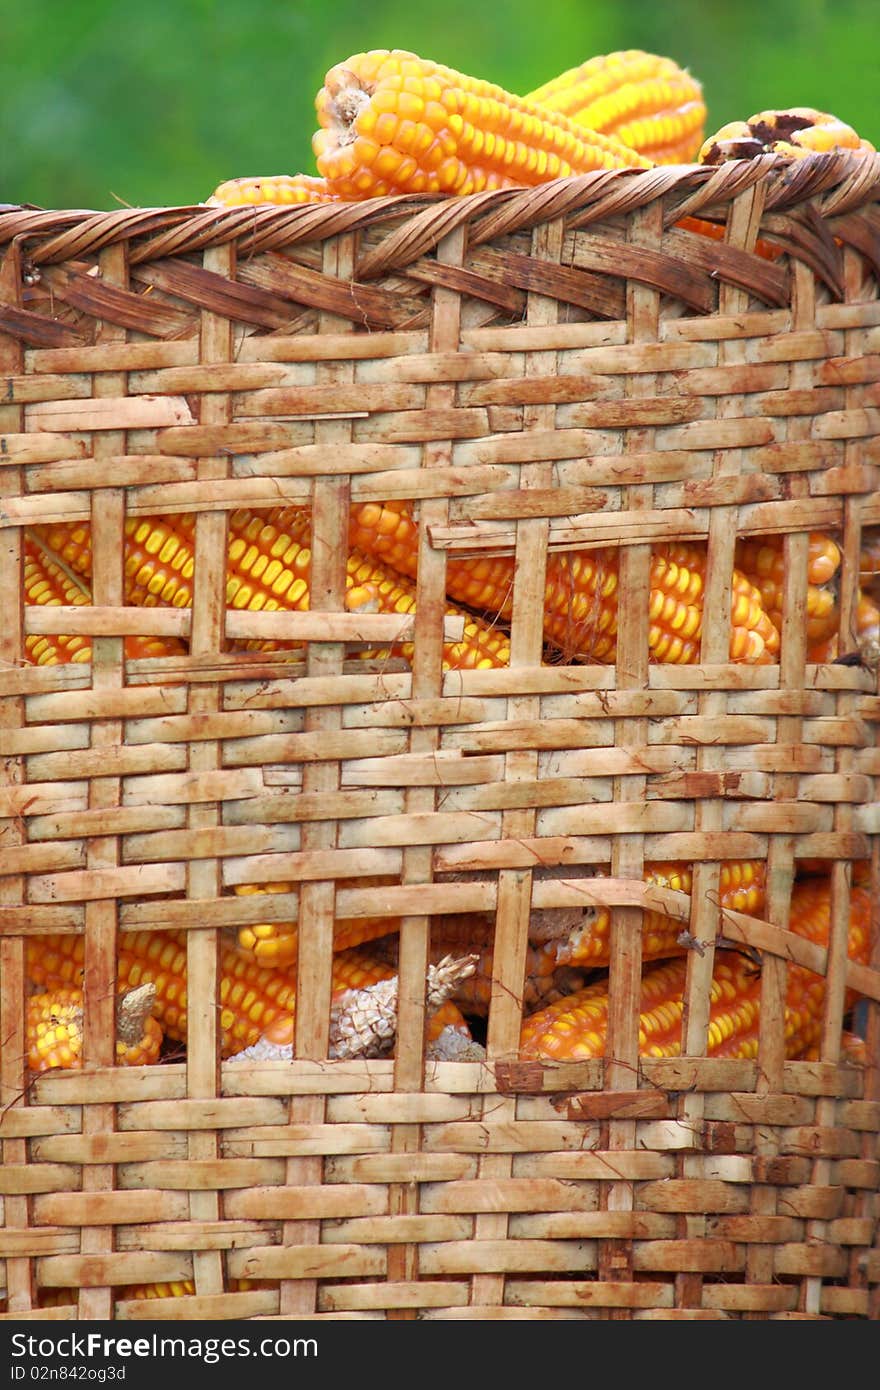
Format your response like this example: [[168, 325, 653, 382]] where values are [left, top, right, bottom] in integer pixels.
[[39, 265, 194, 338], [0, 301, 84, 347], [1, 156, 878, 271]]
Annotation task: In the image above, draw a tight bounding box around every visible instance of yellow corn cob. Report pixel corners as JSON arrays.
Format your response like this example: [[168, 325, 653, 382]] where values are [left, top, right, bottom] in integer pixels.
[[25, 933, 448, 1060], [31, 511, 510, 673], [312, 48, 652, 200], [802, 1031, 868, 1065], [206, 173, 339, 207], [25, 984, 163, 1073], [428, 859, 766, 1014], [348, 500, 779, 664], [23, 535, 187, 665], [700, 108, 876, 164], [520, 880, 871, 1060], [735, 531, 842, 652], [234, 876, 400, 967], [525, 49, 706, 164]]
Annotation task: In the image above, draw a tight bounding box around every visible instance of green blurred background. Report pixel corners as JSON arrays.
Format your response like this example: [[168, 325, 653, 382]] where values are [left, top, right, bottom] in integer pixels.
[[2, 0, 878, 211]]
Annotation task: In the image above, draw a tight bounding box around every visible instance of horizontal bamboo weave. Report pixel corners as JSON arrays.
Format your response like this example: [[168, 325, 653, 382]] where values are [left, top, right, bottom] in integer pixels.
[[1, 154, 879, 1321]]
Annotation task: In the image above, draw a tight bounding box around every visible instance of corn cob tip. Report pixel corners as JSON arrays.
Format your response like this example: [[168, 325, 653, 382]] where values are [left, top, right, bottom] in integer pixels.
[[426, 952, 479, 1010], [115, 982, 158, 1045], [426, 1027, 487, 1062]]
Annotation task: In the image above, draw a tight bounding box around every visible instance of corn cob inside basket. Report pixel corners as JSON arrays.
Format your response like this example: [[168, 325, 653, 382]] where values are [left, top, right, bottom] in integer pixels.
[[25, 933, 477, 1062], [520, 878, 872, 1061], [28, 510, 511, 673]]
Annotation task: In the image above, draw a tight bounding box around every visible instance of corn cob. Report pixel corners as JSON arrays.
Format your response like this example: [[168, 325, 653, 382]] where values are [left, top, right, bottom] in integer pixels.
[[31, 511, 511, 673], [208, 50, 700, 210], [25, 933, 471, 1061], [25, 984, 163, 1073], [428, 859, 766, 1014], [230, 948, 477, 1060], [802, 1031, 868, 1065], [735, 532, 842, 653], [700, 109, 876, 164], [233, 876, 401, 967], [525, 49, 706, 164], [206, 173, 338, 207], [312, 48, 652, 201], [348, 500, 779, 664], [23, 535, 187, 665], [520, 880, 871, 1060]]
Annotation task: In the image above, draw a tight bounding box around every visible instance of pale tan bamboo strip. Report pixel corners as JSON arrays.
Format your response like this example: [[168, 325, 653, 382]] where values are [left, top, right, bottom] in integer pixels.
[[34, 1133, 186, 1163], [326, 1094, 480, 1124], [229, 1246, 385, 1281], [632, 1239, 744, 1273], [835, 1159, 880, 1188], [513, 1211, 675, 1238], [839, 1098, 880, 1131], [276, 235, 357, 1318], [0, 1309, 74, 1321], [702, 1094, 818, 1123], [0, 906, 82, 931], [26, 745, 186, 780], [120, 1158, 293, 1188], [507, 1278, 672, 1308], [0, 1107, 79, 1140], [443, 714, 773, 749], [318, 1281, 468, 1311], [37, 1253, 192, 1288], [325, 1153, 477, 1184], [0, 1165, 81, 1194], [34, 1191, 190, 1224], [114, 1222, 277, 1252], [27, 395, 194, 431], [81, 258, 134, 1311], [319, 1215, 473, 1244], [225, 1185, 388, 1219], [115, 1290, 280, 1320], [423, 1120, 601, 1151], [0, 432, 89, 463], [26, 863, 185, 902], [26, 685, 189, 722], [24, 602, 467, 648], [418, 1240, 596, 1275], [420, 1178, 600, 1213], [0, 1231, 79, 1255], [430, 496, 850, 556], [0, 841, 84, 875], [236, 381, 426, 416]]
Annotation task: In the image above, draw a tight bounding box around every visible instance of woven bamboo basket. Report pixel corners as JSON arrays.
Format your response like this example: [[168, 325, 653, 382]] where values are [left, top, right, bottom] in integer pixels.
[[1, 152, 879, 1323]]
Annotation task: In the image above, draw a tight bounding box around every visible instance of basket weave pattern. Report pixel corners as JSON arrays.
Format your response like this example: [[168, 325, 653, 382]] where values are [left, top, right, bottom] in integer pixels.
[[1, 155, 879, 1320]]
